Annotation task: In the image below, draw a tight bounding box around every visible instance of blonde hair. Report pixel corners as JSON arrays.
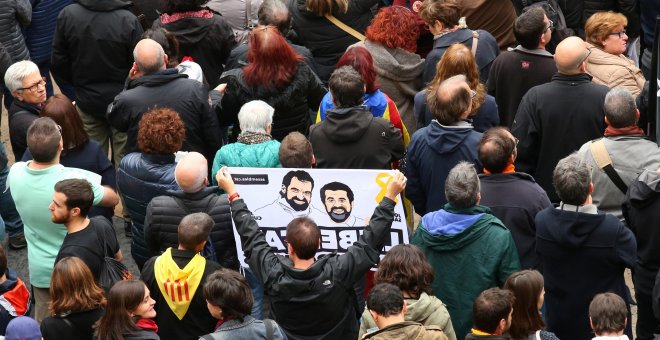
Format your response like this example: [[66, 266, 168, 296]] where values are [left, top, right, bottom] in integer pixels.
[[585, 12, 627, 48]]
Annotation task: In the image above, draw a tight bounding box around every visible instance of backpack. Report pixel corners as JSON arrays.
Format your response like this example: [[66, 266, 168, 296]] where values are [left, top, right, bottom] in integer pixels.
[[171, 196, 220, 263], [521, 0, 575, 41]]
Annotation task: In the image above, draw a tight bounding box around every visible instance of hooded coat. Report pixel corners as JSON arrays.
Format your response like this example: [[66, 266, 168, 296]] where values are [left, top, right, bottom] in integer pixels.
[[411, 204, 520, 339], [351, 40, 424, 134], [308, 106, 404, 169], [359, 292, 457, 340], [535, 204, 636, 340], [362, 321, 448, 340], [153, 9, 236, 88], [51, 0, 142, 116], [405, 121, 482, 215]]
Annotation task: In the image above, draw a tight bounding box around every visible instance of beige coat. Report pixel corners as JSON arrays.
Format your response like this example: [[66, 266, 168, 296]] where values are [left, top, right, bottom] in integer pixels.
[[359, 292, 457, 340], [585, 42, 646, 97]]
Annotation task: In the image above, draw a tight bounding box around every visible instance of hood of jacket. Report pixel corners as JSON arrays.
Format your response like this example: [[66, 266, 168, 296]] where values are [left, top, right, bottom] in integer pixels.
[[353, 41, 425, 82], [320, 107, 375, 143], [415, 204, 503, 252], [126, 69, 187, 90], [76, 0, 132, 11], [424, 121, 476, 155], [405, 292, 444, 322], [0, 269, 19, 294], [541, 206, 607, 248], [627, 169, 660, 210], [159, 11, 217, 45]]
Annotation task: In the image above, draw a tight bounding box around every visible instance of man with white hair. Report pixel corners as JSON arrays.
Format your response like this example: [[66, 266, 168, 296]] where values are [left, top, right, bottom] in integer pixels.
[[143, 152, 238, 270], [107, 38, 221, 163]]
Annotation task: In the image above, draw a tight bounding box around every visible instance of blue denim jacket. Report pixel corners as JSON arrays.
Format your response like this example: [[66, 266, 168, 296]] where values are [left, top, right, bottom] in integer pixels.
[[200, 316, 288, 340]]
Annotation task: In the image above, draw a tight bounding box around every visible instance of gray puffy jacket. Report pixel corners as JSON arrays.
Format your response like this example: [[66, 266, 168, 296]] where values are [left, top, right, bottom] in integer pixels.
[[0, 0, 31, 62]]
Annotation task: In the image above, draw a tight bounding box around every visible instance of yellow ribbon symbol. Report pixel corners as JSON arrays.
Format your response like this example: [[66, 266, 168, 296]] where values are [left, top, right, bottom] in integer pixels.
[[375, 173, 398, 204]]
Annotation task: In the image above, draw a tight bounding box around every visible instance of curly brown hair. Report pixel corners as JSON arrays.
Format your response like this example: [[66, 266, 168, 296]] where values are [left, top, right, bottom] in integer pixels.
[[418, 0, 461, 28], [137, 107, 185, 154], [374, 244, 434, 299]]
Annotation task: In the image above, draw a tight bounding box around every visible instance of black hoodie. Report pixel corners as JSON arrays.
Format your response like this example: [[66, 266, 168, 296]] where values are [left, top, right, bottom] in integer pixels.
[[51, 0, 143, 116], [535, 205, 636, 340], [309, 106, 404, 169]]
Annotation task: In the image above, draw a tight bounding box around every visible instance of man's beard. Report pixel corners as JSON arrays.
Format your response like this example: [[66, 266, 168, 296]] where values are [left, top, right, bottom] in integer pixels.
[[327, 207, 351, 223], [51, 215, 69, 224], [286, 196, 310, 211]]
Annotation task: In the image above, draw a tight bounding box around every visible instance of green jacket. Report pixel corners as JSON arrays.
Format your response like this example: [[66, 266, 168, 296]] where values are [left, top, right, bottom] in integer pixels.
[[411, 204, 520, 340], [211, 140, 281, 185], [359, 292, 456, 340]]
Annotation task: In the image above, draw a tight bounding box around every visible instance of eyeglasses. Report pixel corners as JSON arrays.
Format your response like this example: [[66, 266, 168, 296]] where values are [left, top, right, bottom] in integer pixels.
[[56, 124, 62, 135], [470, 90, 477, 98], [514, 137, 519, 146], [579, 48, 592, 66], [545, 19, 554, 32], [19, 77, 46, 93], [609, 30, 627, 39]]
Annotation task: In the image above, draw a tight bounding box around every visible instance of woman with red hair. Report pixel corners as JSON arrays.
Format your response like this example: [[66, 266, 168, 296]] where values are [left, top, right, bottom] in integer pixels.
[[317, 46, 410, 147], [351, 6, 425, 134], [221, 25, 325, 141]]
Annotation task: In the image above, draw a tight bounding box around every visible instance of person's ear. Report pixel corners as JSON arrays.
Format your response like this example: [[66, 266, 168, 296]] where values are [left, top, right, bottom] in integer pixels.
[[281, 184, 286, 194], [310, 154, 316, 168], [497, 318, 507, 332], [71, 207, 81, 217], [589, 317, 595, 331], [163, 54, 169, 68], [589, 182, 594, 194], [402, 301, 407, 314], [604, 116, 611, 126], [635, 109, 640, 123], [13, 90, 24, 102]]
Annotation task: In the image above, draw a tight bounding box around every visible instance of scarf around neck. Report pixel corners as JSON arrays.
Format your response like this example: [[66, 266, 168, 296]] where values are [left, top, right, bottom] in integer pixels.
[[154, 248, 206, 320], [237, 131, 272, 145]]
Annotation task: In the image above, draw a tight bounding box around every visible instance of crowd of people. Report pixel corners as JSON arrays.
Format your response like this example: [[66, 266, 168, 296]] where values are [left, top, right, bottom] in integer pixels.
[[0, 0, 659, 339]]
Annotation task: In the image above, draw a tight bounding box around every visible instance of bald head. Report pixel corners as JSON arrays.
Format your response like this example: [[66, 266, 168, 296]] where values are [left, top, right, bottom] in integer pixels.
[[554, 36, 589, 75], [175, 152, 208, 193], [133, 39, 166, 76]]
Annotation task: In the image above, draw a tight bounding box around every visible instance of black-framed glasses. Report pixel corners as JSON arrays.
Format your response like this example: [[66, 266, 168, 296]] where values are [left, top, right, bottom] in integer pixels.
[[545, 19, 554, 32], [19, 77, 46, 93], [609, 30, 627, 39], [579, 48, 592, 65]]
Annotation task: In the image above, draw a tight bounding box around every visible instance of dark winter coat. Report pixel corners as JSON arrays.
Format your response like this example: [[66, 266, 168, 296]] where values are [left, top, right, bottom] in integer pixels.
[[144, 187, 239, 270], [51, 0, 142, 116], [623, 169, 660, 296], [584, 0, 639, 39], [220, 63, 325, 141], [535, 205, 636, 340], [487, 47, 557, 128], [512, 73, 608, 202], [287, 0, 377, 82], [0, 0, 31, 62], [308, 106, 404, 169], [224, 41, 317, 74], [117, 152, 178, 269], [107, 69, 221, 162], [153, 11, 236, 88], [230, 196, 397, 340], [479, 172, 552, 271], [0, 42, 12, 89], [423, 28, 499, 85], [24, 0, 72, 64], [8, 100, 39, 162], [405, 121, 482, 215]]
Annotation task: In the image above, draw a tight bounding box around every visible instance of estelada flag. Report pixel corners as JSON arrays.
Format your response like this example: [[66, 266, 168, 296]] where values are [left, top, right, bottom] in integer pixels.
[[154, 248, 205, 320]]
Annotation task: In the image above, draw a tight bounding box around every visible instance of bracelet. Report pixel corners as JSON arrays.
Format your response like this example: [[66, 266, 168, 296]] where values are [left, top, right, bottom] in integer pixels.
[[228, 192, 240, 202]]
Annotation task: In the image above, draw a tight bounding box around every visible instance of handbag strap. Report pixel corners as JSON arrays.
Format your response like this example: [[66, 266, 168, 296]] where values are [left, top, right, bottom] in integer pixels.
[[471, 30, 479, 56], [589, 138, 628, 194], [264, 319, 274, 340], [325, 15, 365, 41]]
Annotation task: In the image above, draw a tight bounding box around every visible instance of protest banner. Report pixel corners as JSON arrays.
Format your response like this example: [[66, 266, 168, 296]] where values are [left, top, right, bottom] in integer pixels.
[[228, 167, 409, 268]]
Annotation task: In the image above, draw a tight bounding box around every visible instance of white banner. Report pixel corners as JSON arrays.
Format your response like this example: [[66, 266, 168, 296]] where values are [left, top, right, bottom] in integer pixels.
[[229, 168, 409, 268]]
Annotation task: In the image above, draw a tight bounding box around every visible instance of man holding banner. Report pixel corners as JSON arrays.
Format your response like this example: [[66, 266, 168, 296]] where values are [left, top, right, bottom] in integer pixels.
[[216, 168, 407, 340]]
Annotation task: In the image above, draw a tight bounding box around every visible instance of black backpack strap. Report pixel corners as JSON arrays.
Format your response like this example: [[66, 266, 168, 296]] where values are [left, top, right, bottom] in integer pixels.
[[589, 139, 629, 194], [264, 319, 274, 340]]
